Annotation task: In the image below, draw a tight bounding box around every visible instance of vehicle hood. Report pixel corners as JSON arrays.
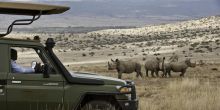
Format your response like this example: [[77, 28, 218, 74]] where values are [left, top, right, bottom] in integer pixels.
[[70, 72, 126, 85]]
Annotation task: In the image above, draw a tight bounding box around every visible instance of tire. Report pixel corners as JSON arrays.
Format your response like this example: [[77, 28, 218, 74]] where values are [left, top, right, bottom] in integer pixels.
[[80, 100, 119, 110]]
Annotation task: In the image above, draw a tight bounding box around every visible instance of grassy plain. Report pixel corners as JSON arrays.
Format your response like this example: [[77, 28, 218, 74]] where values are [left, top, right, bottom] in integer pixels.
[[71, 63, 220, 110]]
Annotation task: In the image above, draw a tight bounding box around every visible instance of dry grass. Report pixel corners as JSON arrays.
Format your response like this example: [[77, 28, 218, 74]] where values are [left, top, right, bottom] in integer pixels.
[[71, 63, 220, 110], [139, 78, 220, 110]]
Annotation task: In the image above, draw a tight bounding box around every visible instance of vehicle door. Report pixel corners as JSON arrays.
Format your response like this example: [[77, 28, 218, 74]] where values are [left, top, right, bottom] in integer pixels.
[[0, 44, 9, 110], [7, 46, 64, 110]]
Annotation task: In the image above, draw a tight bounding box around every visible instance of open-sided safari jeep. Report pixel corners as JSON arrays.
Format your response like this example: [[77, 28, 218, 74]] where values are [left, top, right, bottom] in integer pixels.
[[0, 2, 138, 110]]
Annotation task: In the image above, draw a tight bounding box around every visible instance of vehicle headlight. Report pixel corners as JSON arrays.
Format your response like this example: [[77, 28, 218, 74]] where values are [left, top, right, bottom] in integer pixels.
[[116, 86, 131, 93]]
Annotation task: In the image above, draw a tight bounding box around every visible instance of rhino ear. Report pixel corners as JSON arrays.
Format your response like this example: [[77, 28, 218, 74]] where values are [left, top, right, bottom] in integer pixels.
[[116, 59, 119, 62]]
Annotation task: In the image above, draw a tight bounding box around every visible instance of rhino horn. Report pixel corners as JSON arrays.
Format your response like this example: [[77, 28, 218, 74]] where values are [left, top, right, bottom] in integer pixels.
[[111, 59, 115, 62]]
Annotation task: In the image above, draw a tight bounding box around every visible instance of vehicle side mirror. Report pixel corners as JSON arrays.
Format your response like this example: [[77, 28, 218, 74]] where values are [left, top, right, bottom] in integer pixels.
[[43, 64, 50, 78], [31, 61, 37, 69]]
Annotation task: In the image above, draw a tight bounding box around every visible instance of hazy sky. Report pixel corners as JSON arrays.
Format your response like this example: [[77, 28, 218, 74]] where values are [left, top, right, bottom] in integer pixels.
[[0, 0, 220, 27], [3, 0, 220, 3]]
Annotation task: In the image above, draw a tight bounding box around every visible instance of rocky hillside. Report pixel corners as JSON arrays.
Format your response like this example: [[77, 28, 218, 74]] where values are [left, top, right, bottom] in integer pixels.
[[90, 16, 220, 36], [54, 16, 220, 51]]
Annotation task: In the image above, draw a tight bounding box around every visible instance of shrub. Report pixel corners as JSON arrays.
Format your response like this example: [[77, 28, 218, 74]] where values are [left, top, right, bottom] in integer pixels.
[[82, 53, 87, 57], [89, 52, 95, 56]]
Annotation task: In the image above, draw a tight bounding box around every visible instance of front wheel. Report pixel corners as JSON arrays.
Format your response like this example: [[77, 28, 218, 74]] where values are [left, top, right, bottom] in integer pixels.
[[80, 100, 119, 110]]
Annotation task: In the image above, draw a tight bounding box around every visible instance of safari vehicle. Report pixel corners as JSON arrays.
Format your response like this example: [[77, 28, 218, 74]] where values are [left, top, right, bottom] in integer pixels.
[[0, 2, 138, 110]]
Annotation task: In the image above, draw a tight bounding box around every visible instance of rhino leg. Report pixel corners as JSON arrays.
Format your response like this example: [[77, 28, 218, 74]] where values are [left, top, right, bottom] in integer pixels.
[[146, 69, 149, 77], [155, 71, 159, 77], [161, 71, 166, 77], [136, 73, 139, 77], [164, 69, 169, 78], [151, 70, 155, 77], [135, 70, 139, 77], [164, 70, 168, 78], [140, 72, 143, 77], [168, 71, 172, 77], [180, 73, 183, 77], [180, 71, 185, 77], [161, 68, 166, 77], [118, 72, 122, 79], [135, 66, 143, 78], [137, 71, 143, 78]]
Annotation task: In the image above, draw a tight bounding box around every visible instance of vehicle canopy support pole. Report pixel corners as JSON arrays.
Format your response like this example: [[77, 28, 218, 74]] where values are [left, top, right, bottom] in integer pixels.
[[0, 11, 42, 38]]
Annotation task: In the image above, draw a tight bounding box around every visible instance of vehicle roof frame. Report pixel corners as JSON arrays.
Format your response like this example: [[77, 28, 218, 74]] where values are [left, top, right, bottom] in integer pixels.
[[0, 11, 42, 38], [0, 2, 70, 37]]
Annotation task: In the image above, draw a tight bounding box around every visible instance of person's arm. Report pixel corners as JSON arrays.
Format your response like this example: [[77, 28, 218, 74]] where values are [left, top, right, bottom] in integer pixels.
[[11, 61, 35, 73]]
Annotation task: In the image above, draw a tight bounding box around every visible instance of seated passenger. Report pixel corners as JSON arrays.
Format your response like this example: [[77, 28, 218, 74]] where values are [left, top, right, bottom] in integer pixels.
[[11, 49, 41, 73]]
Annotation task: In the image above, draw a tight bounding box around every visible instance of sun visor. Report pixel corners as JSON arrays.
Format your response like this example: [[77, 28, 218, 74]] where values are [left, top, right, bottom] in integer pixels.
[[0, 2, 70, 16]]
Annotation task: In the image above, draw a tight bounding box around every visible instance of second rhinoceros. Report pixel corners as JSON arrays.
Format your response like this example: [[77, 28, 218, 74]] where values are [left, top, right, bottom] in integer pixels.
[[108, 59, 143, 79], [144, 57, 165, 77]]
